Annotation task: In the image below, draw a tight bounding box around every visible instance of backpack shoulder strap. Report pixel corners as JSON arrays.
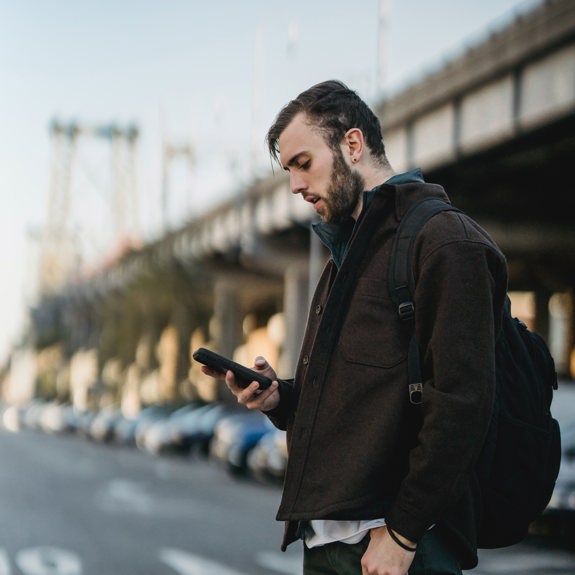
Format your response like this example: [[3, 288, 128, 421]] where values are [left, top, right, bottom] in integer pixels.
[[388, 197, 462, 403], [388, 197, 461, 316]]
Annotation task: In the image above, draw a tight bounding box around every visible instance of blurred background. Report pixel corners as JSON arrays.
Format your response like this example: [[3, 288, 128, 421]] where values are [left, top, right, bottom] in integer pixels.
[[0, 1, 574, 573]]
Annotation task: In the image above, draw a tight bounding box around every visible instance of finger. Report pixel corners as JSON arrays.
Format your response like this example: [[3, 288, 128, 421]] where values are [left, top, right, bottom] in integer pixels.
[[238, 380, 272, 408], [200, 365, 225, 379], [245, 380, 279, 409], [224, 370, 241, 392], [257, 379, 278, 399], [239, 380, 261, 402]]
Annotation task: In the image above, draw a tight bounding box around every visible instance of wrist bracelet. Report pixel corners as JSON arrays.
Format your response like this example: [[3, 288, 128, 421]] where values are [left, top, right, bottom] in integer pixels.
[[387, 527, 417, 552]]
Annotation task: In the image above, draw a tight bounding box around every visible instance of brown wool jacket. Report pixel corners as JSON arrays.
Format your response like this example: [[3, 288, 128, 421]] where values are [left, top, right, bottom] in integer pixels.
[[266, 181, 508, 569]]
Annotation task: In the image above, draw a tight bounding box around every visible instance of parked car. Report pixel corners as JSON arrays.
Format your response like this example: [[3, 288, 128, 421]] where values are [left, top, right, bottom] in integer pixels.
[[115, 405, 180, 446], [2, 404, 27, 432], [166, 404, 218, 453], [21, 400, 49, 431], [113, 413, 139, 445], [140, 402, 206, 455], [171, 402, 243, 457], [134, 404, 183, 450], [210, 410, 275, 475], [39, 402, 76, 434], [75, 409, 99, 438], [89, 407, 124, 442], [247, 427, 288, 484]]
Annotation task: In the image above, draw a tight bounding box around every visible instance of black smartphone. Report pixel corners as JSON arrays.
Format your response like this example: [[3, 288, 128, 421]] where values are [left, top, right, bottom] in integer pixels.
[[192, 347, 273, 389]]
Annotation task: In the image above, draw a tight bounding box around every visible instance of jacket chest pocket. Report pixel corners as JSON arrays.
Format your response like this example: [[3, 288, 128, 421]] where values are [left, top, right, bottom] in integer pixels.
[[338, 276, 410, 369]]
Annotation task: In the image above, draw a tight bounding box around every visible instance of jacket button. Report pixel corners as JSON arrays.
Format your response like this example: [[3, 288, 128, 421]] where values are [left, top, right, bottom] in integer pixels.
[[302, 355, 309, 365], [315, 304, 323, 315]]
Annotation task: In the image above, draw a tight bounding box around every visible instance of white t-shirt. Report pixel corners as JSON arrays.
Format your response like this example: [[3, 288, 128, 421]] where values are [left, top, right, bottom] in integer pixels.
[[305, 519, 386, 548]]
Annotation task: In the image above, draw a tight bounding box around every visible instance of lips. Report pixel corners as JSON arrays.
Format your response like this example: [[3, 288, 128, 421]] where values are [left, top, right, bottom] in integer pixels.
[[303, 194, 320, 205]]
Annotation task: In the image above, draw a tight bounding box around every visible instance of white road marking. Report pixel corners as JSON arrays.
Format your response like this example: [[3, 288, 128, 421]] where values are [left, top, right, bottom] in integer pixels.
[[159, 548, 248, 575], [15, 547, 82, 575], [96, 479, 154, 514], [255, 551, 302, 574], [0, 549, 11, 575]]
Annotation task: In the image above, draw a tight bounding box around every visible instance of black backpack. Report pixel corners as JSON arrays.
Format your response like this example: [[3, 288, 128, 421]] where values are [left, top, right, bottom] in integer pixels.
[[388, 197, 562, 548]]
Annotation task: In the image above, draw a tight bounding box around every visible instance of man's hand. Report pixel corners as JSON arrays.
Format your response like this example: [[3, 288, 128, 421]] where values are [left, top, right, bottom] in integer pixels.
[[361, 526, 416, 575], [200, 356, 280, 412]]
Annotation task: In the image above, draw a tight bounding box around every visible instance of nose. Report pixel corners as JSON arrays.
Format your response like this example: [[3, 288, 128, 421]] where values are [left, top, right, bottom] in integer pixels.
[[290, 171, 307, 195]]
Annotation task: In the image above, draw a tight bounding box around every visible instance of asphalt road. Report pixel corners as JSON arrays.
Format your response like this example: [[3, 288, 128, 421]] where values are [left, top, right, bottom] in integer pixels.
[[0, 419, 574, 574], [0, 427, 301, 575]]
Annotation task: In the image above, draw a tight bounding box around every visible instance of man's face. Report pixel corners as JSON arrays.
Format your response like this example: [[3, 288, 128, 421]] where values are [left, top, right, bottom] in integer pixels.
[[278, 113, 365, 224]]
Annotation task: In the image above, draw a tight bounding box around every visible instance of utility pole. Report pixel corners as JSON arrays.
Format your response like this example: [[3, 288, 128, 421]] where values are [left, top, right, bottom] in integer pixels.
[[250, 22, 265, 178], [39, 120, 79, 294], [39, 120, 140, 295], [106, 124, 140, 245], [161, 141, 195, 231], [376, 0, 391, 99]]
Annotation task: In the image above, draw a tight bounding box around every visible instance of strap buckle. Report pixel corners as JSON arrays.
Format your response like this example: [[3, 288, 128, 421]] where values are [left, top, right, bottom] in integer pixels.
[[409, 383, 423, 405], [398, 301, 415, 321]]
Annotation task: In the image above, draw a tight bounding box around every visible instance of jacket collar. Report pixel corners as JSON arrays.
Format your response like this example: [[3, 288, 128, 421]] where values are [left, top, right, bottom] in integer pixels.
[[313, 168, 429, 267], [387, 178, 450, 222]]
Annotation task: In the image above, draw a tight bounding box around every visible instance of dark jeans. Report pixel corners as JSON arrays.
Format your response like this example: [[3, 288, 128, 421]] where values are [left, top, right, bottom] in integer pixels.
[[303, 529, 462, 575]]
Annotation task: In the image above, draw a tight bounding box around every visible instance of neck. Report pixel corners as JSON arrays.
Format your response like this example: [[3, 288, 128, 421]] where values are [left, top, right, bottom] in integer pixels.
[[351, 162, 396, 220], [362, 162, 396, 190]]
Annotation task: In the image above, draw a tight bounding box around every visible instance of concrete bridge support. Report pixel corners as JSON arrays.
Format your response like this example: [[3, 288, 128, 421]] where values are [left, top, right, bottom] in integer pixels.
[[213, 279, 244, 357], [281, 263, 309, 377], [212, 279, 243, 398]]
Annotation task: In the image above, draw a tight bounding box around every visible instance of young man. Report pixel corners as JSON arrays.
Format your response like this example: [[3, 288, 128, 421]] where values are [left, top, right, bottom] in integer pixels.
[[202, 80, 508, 574]]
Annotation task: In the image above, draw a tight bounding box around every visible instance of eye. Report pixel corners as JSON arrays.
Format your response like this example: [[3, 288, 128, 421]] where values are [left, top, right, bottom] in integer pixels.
[[299, 160, 311, 170]]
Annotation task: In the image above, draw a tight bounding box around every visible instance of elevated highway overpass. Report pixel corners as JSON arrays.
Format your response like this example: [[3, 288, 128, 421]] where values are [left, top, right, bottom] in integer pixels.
[[378, 0, 575, 291]]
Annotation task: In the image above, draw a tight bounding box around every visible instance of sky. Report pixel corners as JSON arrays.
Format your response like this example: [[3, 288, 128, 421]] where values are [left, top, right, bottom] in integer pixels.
[[0, 0, 536, 363]]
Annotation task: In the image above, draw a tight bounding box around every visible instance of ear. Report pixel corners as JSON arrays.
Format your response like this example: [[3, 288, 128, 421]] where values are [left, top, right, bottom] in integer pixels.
[[343, 128, 364, 164]]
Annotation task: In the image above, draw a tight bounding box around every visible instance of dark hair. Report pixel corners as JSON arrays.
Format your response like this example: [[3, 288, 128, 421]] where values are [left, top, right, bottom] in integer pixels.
[[266, 80, 386, 164]]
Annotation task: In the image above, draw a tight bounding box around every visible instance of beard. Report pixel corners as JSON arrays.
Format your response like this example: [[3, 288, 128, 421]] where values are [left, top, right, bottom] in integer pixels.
[[319, 148, 365, 224]]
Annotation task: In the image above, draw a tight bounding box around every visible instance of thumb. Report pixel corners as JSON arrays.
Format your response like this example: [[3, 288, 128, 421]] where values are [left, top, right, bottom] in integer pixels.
[[254, 356, 268, 369]]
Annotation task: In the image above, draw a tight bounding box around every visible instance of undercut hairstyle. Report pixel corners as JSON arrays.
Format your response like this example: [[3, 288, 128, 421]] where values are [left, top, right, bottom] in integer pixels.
[[266, 80, 387, 165]]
